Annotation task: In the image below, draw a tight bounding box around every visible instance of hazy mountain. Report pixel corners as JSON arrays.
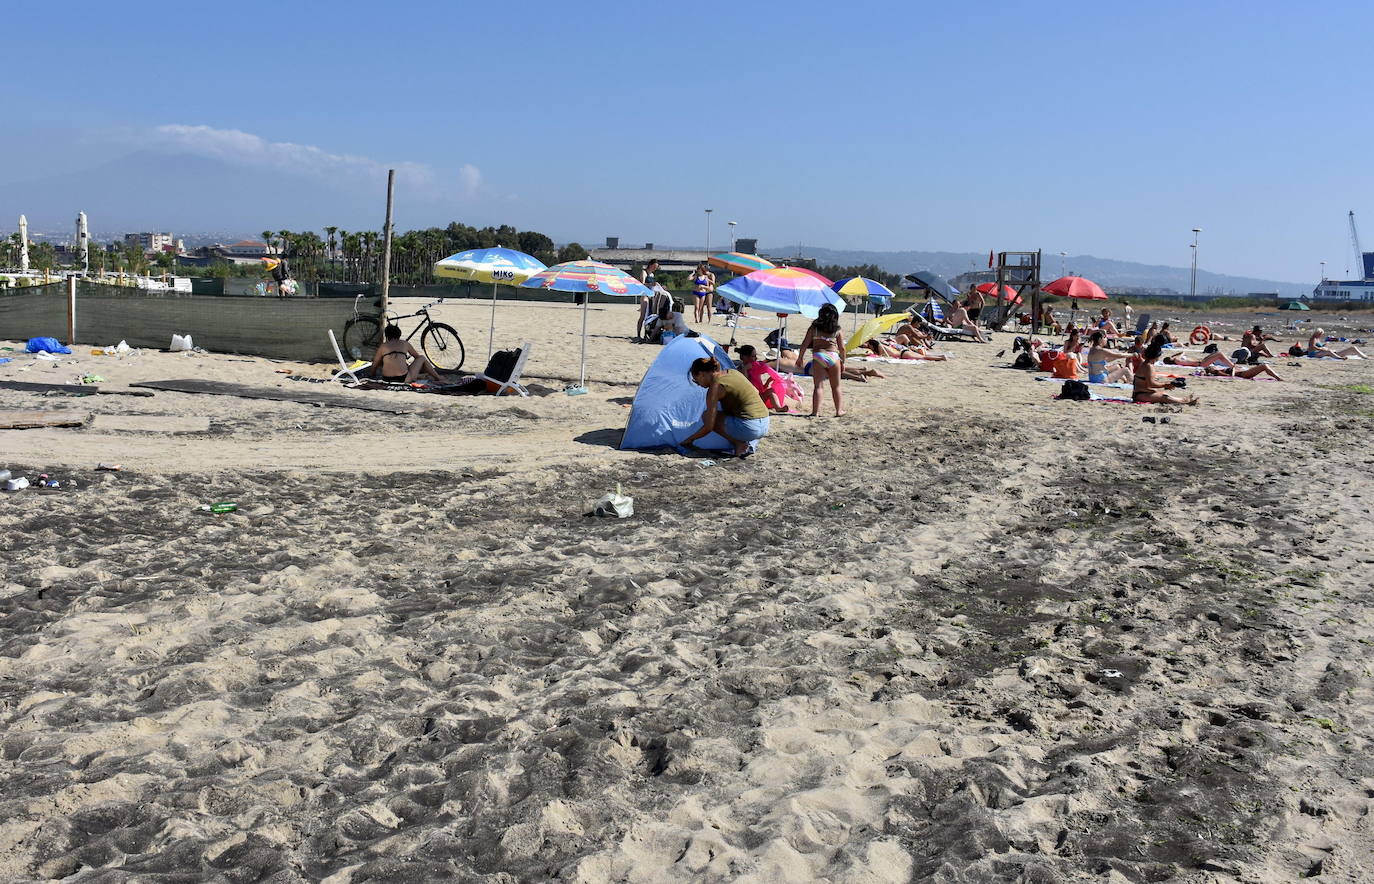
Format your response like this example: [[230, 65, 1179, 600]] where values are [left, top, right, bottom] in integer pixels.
[[766, 245, 1312, 298]]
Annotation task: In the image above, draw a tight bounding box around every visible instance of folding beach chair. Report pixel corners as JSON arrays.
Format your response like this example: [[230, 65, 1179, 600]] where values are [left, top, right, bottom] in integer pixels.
[[329, 329, 370, 386], [473, 341, 532, 397]]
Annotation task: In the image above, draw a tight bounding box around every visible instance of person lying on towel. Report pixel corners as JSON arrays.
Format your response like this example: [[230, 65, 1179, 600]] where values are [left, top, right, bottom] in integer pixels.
[[681, 356, 770, 457], [370, 324, 448, 384]]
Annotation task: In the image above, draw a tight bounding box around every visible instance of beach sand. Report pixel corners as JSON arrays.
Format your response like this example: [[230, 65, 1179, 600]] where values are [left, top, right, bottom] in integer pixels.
[[2, 297, 1374, 881]]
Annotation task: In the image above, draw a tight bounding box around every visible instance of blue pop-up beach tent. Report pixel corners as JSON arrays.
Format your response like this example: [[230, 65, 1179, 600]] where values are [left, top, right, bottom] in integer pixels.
[[620, 335, 735, 451]]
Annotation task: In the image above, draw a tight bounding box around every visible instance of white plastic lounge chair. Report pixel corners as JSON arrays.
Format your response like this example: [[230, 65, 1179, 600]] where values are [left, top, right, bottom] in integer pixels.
[[474, 341, 531, 397], [329, 329, 370, 386]]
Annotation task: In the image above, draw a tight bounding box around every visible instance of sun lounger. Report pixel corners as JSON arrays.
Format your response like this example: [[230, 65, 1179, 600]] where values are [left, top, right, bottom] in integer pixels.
[[473, 341, 531, 397]]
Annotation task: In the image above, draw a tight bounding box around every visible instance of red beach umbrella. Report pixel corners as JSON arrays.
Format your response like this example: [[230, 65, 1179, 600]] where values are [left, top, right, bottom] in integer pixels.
[[975, 282, 1023, 305], [1043, 276, 1108, 301]]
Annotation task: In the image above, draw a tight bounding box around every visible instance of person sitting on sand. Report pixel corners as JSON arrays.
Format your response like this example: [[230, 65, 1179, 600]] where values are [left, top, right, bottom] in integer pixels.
[[892, 318, 936, 349], [683, 356, 770, 456], [947, 301, 989, 342], [795, 302, 846, 417], [1084, 330, 1133, 383], [1134, 337, 1199, 405], [1096, 308, 1121, 341], [737, 345, 802, 413], [370, 324, 448, 384], [1242, 325, 1278, 359], [1305, 329, 1371, 360], [1157, 322, 1177, 345]]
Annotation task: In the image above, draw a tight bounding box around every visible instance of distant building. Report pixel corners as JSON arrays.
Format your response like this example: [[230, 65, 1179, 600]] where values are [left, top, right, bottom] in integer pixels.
[[221, 240, 273, 258], [588, 238, 710, 275], [124, 232, 175, 253], [1313, 252, 1374, 301]]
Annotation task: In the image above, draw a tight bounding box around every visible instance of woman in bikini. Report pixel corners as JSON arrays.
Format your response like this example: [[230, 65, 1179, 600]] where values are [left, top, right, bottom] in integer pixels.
[[1084, 330, 1132, 383], [691, 262, 714, 323], [795, 302, 846, 417], [864, 338, 948, 361], [1306, 329, 1371, 360], [369, 324, 448, 384], [1133, 337, 1199, 405]]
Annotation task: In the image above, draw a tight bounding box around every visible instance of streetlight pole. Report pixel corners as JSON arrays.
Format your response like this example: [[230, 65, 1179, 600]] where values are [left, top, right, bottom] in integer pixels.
[[704, 209, 713, 255], [1189, 228, 1201, 298], [1320, 261, 1326, 281], [1059, 251, 1067, 277], [728, 220, 737, 253]]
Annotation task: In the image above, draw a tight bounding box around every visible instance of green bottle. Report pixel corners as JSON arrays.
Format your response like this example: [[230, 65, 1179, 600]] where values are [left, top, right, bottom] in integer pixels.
[[200, 502, 237, 513]]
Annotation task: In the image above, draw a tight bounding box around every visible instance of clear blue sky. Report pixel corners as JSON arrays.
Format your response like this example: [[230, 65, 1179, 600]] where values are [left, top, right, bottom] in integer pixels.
[[6, 0, 1372, 282]]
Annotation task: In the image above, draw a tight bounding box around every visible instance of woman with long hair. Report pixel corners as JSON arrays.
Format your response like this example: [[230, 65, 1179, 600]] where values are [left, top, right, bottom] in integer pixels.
[[795, 302, 846, 417]]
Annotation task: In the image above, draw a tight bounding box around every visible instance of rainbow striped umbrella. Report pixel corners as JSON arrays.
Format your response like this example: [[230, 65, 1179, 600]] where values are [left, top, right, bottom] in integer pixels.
[[434, 247, 547, 358], [520, 260, 650, 393], [716, 267, 845, 318], [709, 252, 775, 276], [717, 268, 846, 369]]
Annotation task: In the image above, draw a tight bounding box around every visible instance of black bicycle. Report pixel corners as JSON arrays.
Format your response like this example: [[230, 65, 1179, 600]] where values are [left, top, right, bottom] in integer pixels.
[[341, 296, 465, 371]]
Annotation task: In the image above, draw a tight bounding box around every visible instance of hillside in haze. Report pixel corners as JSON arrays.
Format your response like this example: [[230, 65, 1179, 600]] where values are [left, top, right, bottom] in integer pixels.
[[768, 246, 1313, 299]]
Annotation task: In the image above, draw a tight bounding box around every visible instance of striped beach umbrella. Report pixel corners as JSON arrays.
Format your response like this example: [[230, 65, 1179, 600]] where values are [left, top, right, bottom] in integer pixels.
[[520, 260, 650, 393], [784, 266, 834, 286], [435, 247, 547, 358], [834, 276, 898, 332], [709, 252, 775, 276], [717, 268, 846, 369]]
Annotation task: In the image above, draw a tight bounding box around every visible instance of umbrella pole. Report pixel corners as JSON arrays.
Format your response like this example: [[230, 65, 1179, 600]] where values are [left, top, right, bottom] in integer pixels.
[[775, 316, 786, 373], [488, 280, 498, 360], [578, 295, 589, 389]]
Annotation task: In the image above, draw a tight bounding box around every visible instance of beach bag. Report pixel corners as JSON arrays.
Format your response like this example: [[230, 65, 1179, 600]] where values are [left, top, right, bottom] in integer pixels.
[[1038, 349, 1058, 371], [1013, 352, 1036, 370], [1060, 380, 1091, 401], [483, 348, 520, 383], [1288, 344, 1305, 357]]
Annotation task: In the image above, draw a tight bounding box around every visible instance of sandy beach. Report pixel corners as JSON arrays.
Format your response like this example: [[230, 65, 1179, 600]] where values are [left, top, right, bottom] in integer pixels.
[[3, 296, 1374, 881]]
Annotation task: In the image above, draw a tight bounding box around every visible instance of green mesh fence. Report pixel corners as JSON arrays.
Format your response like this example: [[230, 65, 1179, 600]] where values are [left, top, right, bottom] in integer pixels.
[[0, 282, 380, 362]]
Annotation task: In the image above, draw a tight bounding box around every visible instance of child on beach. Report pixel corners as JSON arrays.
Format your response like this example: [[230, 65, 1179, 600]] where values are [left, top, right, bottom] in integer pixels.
[[795, 303, 846, 417], [736, 345, 802, 413]]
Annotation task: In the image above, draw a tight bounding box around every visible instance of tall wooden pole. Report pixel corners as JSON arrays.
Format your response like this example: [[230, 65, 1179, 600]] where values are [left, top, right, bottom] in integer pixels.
[[379, 169, 395, 318]]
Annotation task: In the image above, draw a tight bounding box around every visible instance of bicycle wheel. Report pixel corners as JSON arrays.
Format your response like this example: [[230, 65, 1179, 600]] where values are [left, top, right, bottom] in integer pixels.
[[421, 322, 465, 372], [341, 316, 381, 362]]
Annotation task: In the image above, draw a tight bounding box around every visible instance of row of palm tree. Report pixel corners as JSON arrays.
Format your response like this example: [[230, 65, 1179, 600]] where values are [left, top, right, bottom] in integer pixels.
[[264, 223, 589, 287]]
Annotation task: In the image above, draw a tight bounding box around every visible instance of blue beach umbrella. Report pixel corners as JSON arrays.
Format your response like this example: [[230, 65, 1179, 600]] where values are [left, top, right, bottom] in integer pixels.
[[434, 247, 547, 358], [520, 260, 650, 393]]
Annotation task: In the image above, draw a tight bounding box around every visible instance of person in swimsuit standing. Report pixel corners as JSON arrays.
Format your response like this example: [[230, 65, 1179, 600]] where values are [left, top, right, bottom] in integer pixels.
[[965, 286, 985, 323], [369, 324, 448, 383], [691, 262, 715, 323], [795, 302, 847, 417]]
